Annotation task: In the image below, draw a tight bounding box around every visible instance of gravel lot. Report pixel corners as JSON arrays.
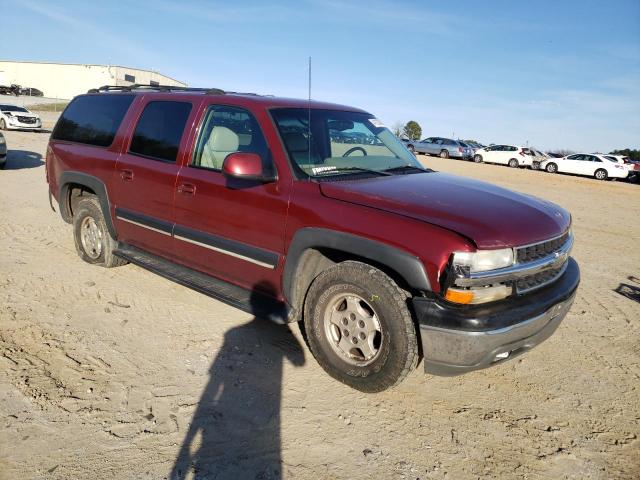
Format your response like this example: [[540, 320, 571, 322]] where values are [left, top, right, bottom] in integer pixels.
[[1, 120, 638, 480]]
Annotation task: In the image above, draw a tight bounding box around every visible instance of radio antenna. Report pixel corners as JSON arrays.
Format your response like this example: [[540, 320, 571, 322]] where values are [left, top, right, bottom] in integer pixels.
[[307, 56, 312, 167]]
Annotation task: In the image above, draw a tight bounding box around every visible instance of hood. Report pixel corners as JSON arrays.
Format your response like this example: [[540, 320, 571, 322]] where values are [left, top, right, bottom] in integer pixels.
[[319, 172, 571, 249], [3, 110, 35, 117]]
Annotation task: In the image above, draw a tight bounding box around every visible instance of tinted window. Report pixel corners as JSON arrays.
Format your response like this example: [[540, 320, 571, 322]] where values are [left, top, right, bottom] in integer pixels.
[[124, 74, 135, 83], [192, 105, 269, 171], [52, 94, 134, 147], [129, 101, 192, 162]]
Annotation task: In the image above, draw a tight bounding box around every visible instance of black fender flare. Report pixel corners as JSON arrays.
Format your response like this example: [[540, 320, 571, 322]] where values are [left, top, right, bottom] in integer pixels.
[[58, 171, 117, 239], [283, 227, 431, 306]]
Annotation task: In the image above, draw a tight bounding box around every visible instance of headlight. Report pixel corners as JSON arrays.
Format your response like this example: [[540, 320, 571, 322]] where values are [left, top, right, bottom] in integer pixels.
[[452, 248, 514, 273]]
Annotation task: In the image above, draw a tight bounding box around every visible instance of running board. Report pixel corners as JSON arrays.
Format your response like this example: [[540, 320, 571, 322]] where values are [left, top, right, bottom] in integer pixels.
[[113, 244, 290, 324]]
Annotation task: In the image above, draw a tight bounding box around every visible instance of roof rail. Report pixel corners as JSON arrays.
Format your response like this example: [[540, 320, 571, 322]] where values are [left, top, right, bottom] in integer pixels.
[[86, 84, 226, 95]]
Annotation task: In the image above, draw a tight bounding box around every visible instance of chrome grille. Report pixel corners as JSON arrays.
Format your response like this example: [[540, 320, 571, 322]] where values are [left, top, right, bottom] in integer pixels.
[[17, 116, 37, 124], [516, 231, 569, 264], [516, 262, 567, 294]]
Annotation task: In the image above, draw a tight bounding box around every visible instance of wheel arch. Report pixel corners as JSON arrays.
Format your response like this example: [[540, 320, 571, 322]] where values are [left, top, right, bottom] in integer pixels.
[[283, 228, 431, 320], [58, 171, 117, 239]]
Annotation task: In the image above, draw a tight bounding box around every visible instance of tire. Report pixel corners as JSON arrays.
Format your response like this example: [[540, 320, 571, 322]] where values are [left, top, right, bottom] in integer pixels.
[[546, 162, 557, 173], [0, 119, 6, 130], [408, 145, 415, 154], [0, 161, 5, 170], [440, 150, 449, 159], [73, 196, 127, 268], [473, 154, 483, 163], [594, 169, 608, 181], [508, 158, 519, 168], [303, 260, 419, 392]]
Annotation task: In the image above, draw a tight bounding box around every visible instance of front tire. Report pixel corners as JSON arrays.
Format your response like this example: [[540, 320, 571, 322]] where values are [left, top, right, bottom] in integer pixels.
[[546, 162, 558, 173], [474, 154, 483, 163], [303, 261, 419, 392], [594, 169, 608, 181], [0, 119, 6, 130], [73, 196, 127, 268], [440, 150, 449, 159], [408, 145, 415, 154]]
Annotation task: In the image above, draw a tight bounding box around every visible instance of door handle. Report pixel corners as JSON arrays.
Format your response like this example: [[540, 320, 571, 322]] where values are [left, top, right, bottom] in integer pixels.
[[120, 169, 134, 181], [177, 183, 196, 195]]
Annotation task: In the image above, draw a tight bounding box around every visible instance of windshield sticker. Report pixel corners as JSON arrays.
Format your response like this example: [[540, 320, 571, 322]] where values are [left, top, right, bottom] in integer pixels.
[[369, 118, 385, 128], [312, 166, 338, 175]]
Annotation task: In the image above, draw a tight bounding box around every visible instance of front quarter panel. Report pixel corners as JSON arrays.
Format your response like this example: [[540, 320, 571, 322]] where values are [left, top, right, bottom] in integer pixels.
[[284, 181, 474, 296]]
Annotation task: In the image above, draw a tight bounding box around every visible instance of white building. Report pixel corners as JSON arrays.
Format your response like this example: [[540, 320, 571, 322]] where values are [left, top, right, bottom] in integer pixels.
[[0, 61, 187, 100]]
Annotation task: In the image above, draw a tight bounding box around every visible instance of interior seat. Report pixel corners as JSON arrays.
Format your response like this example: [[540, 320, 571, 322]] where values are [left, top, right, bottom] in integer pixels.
[[199, 126, 240, 170]]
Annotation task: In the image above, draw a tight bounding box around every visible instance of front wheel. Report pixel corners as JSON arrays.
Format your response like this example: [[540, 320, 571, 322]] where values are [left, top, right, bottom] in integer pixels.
[[73, 196, 127, 268], [546, 162, 558, 173], [473, 154, 483, 163], [0, 119, 6, 130], [303, 261, 419, 392], [408, 145, 415, 154], [594, 168, 608, 181]]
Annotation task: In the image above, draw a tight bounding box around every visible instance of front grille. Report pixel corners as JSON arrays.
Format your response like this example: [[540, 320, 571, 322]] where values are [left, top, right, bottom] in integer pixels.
[[516, 231, 569, 263], [516, 263, 566, 294], [17, 116, 37, 124]]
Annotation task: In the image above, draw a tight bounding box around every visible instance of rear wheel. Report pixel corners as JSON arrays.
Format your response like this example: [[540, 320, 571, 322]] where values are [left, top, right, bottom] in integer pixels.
[[546, 162, 558, 173], [440, 150, 449, 159], [508, 158, 519, 168], [73, 196, 127, 268], [303, 261, 419, 392], [473, 154, 483, 163], [594, 168, 608, 181]]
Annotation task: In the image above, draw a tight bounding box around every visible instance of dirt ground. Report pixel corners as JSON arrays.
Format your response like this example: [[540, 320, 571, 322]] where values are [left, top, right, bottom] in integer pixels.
[[1, 118, 638, 480]]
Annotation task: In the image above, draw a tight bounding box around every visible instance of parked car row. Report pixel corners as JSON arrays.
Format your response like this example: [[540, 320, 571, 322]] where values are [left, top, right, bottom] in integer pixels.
[[402, 136, 637, 183], [0, 84, 44, 96]]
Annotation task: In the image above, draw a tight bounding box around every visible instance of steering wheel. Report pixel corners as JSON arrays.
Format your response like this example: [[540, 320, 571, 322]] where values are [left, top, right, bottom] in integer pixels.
[[342, 146, 367, 157]]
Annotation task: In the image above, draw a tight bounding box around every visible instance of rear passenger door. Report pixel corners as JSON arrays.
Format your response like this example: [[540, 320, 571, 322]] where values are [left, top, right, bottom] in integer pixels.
[[113, 98, 198, 258], [172, 103, 289, 290]]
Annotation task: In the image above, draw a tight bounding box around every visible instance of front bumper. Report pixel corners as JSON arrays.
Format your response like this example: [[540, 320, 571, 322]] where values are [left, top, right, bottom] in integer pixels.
[[5, 119, 41, 130], [413, 257, 579, 376]]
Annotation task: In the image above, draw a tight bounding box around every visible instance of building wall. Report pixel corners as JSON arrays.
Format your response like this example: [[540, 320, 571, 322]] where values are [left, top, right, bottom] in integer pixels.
[[0, 61, 186, 100]]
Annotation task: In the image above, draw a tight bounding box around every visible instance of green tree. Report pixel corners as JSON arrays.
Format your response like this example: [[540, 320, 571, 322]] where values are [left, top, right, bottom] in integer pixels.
[[403, 121, 422, 141], [610, 149, 640, 161]]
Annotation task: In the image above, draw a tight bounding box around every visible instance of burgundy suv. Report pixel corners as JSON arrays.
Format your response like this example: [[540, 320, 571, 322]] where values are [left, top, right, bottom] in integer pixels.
[[46, 85, 579, 392]]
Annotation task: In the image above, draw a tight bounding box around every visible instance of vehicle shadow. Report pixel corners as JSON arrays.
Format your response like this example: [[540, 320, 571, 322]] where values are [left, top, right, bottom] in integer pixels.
[[170, 283, 305, 480], [614, 276, 640, 304], [3, 150, 44, 170]]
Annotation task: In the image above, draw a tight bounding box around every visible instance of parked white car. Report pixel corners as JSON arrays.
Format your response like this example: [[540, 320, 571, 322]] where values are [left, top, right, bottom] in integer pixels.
[[540, 153, 628, 181], [473, 144, 534, 167], [0, 104, 42, 131]]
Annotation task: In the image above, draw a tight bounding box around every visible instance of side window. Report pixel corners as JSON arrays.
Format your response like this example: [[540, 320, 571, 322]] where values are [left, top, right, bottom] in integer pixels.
[[423, 137, 434, 143], [591, 155, 602, 162], [129, 101, 192, 162], [192, 105, 269, 171], [52, 94, 135, 147], [509, 146, 518, 152], [566, 154, 579, 160]]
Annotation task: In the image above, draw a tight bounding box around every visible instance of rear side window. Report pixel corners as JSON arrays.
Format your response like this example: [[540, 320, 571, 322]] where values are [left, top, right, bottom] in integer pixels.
[[52, 94, 134, 147], [129, 101, 192, 162]]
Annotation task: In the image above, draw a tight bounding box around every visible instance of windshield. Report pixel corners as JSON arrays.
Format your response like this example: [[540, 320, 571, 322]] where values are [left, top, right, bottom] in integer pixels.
[[271, 108, 424, 178], [0, 105, 28, 112]]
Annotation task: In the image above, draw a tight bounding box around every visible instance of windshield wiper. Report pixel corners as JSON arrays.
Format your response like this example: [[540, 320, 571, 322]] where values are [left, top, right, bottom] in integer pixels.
[[383, 165, 430, 174], [318, 167, 393, 177]]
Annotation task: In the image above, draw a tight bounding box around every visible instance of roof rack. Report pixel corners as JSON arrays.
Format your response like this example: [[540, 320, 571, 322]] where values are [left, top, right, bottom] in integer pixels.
[[87, 84, 226, 95]]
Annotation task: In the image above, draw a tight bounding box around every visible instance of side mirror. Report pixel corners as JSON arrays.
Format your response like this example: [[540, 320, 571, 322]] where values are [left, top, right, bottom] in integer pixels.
[[222, 152, 275, 183]]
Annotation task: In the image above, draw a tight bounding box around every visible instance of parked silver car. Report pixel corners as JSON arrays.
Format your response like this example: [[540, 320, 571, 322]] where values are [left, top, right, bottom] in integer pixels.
[[405, 137, 473, 160]]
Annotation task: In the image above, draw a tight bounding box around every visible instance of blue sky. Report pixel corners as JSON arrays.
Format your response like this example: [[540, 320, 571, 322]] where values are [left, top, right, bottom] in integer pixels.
[[5, 0, 640, 152]]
